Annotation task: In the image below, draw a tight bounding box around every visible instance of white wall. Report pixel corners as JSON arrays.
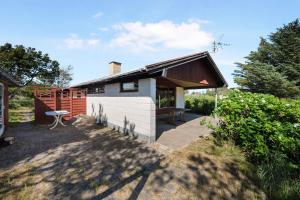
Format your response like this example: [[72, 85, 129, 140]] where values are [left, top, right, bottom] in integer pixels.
[[86, 78, 156, 142], [176, 87, 185, 108]]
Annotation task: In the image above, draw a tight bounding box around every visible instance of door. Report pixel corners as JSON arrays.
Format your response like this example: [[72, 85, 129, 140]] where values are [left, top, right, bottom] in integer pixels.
[[0, 83, 4, 137]]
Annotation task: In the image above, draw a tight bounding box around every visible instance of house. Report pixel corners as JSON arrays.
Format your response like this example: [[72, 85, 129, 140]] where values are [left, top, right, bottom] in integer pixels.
[[73, 52, 227, 142], [0, 68, 19, 137]]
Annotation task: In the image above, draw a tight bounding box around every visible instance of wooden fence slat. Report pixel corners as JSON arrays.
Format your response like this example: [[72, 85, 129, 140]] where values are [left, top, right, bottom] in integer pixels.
[[34, 88, 86, 124]]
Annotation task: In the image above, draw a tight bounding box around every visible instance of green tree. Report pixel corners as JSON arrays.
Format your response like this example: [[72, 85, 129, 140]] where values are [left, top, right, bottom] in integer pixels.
[[0, 43, 60, 86], [233, 19, 300, 98], [55, 65, 73, 88]]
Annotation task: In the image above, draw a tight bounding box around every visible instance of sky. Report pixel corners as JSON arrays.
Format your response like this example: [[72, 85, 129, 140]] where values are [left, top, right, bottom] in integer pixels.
[[0, 0, 299, 87]]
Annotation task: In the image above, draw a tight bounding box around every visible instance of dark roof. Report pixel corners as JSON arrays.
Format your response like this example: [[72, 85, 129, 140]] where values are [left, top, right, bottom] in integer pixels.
[[72, 51, 227, 87], [0, 67, 20, 86]]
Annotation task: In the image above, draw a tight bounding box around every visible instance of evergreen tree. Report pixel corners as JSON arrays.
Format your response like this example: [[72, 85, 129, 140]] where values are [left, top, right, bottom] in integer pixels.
[[0, 43, 60, 86], [233, 19, 300, 98]]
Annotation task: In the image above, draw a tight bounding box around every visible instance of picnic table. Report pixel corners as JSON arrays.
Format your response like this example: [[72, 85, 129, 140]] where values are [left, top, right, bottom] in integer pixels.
[[45, 110, 70, 129], [156, 107, 190, 125]]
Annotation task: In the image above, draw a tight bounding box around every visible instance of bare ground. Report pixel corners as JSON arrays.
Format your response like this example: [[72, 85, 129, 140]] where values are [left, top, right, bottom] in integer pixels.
[[0, 116, 265, 200]]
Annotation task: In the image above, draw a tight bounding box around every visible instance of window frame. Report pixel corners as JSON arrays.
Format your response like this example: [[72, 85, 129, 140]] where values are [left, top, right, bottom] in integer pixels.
[[156, 87, 176, 108], [87, 85, 105, 94], [120, 80, 139, 92]]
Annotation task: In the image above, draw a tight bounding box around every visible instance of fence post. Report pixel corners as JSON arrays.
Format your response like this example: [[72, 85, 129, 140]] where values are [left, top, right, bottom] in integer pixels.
[[70, 89, 73, 118], [54, 89, 57, 111], [214, 88, 218, 118], [215, 88, 218, 109]]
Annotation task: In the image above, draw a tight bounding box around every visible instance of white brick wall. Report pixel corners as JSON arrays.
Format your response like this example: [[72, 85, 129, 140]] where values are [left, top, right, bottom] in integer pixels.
[[86, 78, 156, 141]]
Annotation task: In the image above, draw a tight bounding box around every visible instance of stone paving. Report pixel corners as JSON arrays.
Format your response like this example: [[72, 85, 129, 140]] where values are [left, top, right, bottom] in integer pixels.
[[156, 114, 215, 150], [0, 115, 263, 200]]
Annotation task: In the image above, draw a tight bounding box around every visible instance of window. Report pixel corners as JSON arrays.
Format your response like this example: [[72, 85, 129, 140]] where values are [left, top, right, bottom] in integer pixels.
[[120, 81, 138, 92], [156, 88, 175, 108], [87, 85, 105, 94]]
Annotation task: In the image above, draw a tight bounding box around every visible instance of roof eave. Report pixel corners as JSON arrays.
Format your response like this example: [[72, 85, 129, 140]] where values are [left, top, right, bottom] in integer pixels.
[[205, 53, 228, 87]]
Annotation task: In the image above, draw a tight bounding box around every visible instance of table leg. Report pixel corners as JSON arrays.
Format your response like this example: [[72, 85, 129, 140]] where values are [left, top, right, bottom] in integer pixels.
[[48, 117, 57, 127], [168, 111, 177, 125], [179, 111, 186, 122], [58, 115, 67, 126], [49, 116, 59, 130]]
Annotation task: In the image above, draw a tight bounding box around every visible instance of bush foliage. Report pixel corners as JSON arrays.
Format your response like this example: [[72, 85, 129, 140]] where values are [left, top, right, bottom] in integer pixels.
[[214, 90, 300, 163], [214, 90, 300, 199], [185, 95, 215, 115], [9, 98, 34, 109]]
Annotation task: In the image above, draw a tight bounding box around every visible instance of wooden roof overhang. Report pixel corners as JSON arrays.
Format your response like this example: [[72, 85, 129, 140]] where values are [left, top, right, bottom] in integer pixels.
[[72, 51, 227, 89], [149, 53, 227, 89]]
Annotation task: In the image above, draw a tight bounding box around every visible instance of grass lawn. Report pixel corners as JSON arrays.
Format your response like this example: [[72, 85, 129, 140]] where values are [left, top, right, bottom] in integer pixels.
[[9, 107, 34, 125], [165, 137, 264, 199]]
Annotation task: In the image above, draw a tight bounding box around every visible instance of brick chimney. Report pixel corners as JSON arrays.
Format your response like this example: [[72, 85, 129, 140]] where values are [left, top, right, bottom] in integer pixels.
[[109, 61, 121, 75]]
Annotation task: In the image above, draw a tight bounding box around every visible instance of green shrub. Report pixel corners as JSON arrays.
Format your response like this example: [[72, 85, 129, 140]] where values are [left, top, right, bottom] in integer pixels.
[[214, 90, 300, 199], [185, 95, 215, 115], [9, 98, 34, 109], [214, 90, 300, 163]]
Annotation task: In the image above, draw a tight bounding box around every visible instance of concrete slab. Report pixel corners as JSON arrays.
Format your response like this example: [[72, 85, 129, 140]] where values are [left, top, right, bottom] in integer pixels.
[[155, 114, 214, 150]]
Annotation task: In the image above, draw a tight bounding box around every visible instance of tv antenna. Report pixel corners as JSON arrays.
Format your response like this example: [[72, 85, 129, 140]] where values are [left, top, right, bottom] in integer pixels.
[[211, 34, 230, 53]]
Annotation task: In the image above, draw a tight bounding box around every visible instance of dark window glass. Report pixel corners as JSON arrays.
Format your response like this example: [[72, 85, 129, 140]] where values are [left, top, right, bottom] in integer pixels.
[[120, 81, 138, 92], [87, 85, 105, 94], [156, 88, 175, 108]]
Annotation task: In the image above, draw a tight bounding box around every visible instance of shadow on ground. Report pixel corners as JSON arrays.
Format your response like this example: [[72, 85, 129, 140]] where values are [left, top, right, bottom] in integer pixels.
[[0, 117, 264, 200]]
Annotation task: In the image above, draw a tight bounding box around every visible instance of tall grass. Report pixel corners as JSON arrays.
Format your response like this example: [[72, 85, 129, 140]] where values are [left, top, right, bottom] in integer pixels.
[[257, 153, 300, 200]]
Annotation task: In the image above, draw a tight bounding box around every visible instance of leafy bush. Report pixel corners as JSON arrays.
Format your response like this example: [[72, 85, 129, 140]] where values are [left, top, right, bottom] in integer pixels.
[[214, 90, 300, 163], [185, 95, 215, 115], [9, 98, 34, 109], [214, 90, 300, 199]]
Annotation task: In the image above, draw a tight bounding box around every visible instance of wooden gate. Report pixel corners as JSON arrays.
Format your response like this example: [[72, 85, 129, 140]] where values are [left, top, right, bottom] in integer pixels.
[[34, 88, 87, 124]]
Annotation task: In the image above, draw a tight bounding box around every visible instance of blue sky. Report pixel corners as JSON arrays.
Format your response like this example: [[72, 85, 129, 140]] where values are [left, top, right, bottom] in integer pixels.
[[0, 0, 299, 87]]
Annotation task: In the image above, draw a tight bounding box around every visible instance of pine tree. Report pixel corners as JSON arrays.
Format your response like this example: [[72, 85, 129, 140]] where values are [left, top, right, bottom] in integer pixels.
[[233, 19, 300, 98]]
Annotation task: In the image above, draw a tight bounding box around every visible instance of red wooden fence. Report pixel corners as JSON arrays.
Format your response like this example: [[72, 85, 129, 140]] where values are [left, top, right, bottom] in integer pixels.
[[34, 88, 87, 124]]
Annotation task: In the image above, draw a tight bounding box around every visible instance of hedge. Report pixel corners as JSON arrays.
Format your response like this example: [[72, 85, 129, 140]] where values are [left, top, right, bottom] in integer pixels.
[[185, 95, 215, 115], [9, 98, 34, 109], [214, 90, 300, 199], [214, 90, 300, 163]]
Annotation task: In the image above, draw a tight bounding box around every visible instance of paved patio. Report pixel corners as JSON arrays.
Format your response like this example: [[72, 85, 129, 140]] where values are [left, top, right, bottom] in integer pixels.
[[0, 115, 263, 200], [156, 113, 214, 150]]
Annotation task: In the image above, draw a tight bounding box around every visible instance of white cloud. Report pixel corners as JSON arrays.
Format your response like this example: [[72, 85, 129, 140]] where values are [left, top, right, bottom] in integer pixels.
[[63, 34, 99, 49], [90, 32, 97, 36], [111, 19, 214, 51], [98, 27, 109, 32], [93, 12, 103, 19], [87, 39, 99, 46]]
